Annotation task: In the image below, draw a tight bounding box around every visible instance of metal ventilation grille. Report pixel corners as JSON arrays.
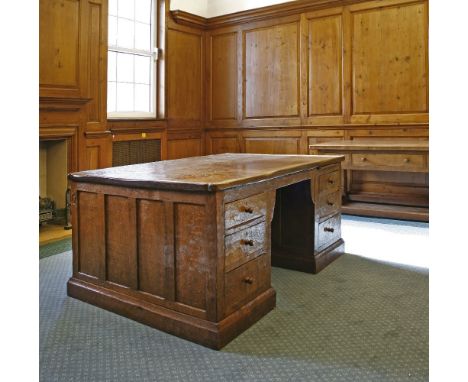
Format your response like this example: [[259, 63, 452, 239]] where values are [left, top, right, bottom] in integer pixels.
[[112, 139, 161, 167]]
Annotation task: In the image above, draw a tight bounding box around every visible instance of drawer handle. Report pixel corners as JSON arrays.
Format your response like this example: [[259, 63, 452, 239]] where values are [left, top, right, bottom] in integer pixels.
[[404, 158, 410, 163], [241, 239, 254, 246], [328, 178, 335, 184], [327, 200, 334, 206], [324, 227, 335, 233], [243, 277, 254, 284], [361, 157, 367, 162], [240, 206, 254, 214]]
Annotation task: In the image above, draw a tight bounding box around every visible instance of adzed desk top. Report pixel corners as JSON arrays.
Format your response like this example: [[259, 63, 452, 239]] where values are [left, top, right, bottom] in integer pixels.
[[69, 153, 344, 192]]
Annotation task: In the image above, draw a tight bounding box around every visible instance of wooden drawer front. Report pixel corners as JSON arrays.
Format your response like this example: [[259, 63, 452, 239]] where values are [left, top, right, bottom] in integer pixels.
[[351, 153, 427, 171], [224, 255, 269, 316], [225, 193, 267, 231], [318, 170, 340, 196], [316, 214, 341, 251], [225, 222, 266, 272], [317, 190, 341, 219]]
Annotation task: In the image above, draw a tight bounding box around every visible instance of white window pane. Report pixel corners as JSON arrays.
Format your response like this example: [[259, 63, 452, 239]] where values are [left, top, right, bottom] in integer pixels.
[[116, 82, 134, 111], [135, 22, 151, 51], [109, 0, 118, 16], [118, 0, 134, 19], [135, 0, 151, 24], [135, 84, 150, 112], [108, 16, 117, 46], [116, 53, 134, 83], [134, 55, 151, 84], [108, 51, 117, 82], [117, 18, 134, 49], [107, 82, 117, 112]]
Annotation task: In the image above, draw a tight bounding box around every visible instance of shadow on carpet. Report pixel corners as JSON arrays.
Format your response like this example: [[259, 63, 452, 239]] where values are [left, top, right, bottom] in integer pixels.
[[40, 252, 428, 382]]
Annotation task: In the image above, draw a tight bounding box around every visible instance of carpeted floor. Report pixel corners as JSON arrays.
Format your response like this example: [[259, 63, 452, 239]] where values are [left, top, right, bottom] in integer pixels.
[[39, 237, 72, 259], [40, 218, 429, 381]]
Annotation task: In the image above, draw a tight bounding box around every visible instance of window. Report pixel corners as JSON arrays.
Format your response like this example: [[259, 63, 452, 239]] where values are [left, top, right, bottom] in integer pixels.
[[107, 0, 157, 118]]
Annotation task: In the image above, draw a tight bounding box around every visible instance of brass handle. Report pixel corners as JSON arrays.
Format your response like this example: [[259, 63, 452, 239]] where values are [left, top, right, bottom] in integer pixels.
[[243, 277, 254, 284], [324, 227, 334, 233], [240, 206, 254, 213], [403, 158, 410, 163], [241, 239, 254, 246], [328, 178, 335, 184], [361, 157, 367, 162], [327, 200, 334, 206]]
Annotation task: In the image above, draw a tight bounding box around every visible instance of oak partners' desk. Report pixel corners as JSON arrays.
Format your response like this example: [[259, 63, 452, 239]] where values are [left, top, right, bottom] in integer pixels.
[[67, 153, 345, 349], [309, 140, 429, 222]]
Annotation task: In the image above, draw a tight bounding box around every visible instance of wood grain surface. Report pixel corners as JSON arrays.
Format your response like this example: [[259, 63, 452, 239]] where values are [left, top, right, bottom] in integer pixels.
[[69, 153, 344, 191]]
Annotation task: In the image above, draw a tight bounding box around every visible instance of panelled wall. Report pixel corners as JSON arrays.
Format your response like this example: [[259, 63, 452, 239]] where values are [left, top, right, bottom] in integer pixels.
[[40, 0, 429, 212], [196, 0, 429, 212], [40, 0, 112, 172], [165, 13, 205, 158], [203, 0, 428, 141]]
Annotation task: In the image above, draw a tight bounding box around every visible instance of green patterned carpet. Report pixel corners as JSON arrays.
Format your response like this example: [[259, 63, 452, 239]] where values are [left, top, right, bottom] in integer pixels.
[[39, 237, 72, 259], [40, 250, 428, 381]]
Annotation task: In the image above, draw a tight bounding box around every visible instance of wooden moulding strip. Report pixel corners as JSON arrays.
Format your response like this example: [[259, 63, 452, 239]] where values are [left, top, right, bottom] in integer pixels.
[[170, 0, 372, 30]]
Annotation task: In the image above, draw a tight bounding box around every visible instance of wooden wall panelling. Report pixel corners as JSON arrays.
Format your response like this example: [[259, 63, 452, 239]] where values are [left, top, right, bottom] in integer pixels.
[[305, 7, 345, 124], [40, 0, 111, 172], [85, 0, 108, 133], [84, 133, 112, 170], [167, 131, 204, 159], [242, 16, 301, 121], [208, 31, 238, 123], [242, 130, 305, 154], [349, 0, 428, 124], [347, 126, 429, 139], [157, 0, 167, 119], [205, 131, 242, 154], [40, 0, 87, 99], [167, 23, 204, 125]]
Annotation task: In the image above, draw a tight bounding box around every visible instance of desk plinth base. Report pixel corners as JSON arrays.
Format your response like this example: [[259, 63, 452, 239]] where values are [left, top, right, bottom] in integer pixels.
[[272, 239, 345, 274], [67, 277, 276, 350]]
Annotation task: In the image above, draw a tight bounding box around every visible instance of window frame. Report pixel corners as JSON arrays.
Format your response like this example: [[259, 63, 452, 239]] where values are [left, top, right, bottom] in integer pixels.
[[107, 0, 158, 119]]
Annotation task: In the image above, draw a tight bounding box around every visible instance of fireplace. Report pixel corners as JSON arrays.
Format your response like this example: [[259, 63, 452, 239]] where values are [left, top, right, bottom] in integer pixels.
[[39, 139, 69, 228]]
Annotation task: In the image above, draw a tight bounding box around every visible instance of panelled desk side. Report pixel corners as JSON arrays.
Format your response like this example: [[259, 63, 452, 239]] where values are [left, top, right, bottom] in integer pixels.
[[67, 154, 345, 349]]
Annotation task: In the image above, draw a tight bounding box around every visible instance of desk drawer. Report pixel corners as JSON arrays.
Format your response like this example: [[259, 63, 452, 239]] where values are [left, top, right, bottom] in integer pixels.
[[316, 189, 341, 219], [351, 153, 426, 171], [316, 214, 341, 251], [224, 254, 269, 316], [318, 170, 340, 196], [225, 222, 266, 272], [225, 193, 267, 231]]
